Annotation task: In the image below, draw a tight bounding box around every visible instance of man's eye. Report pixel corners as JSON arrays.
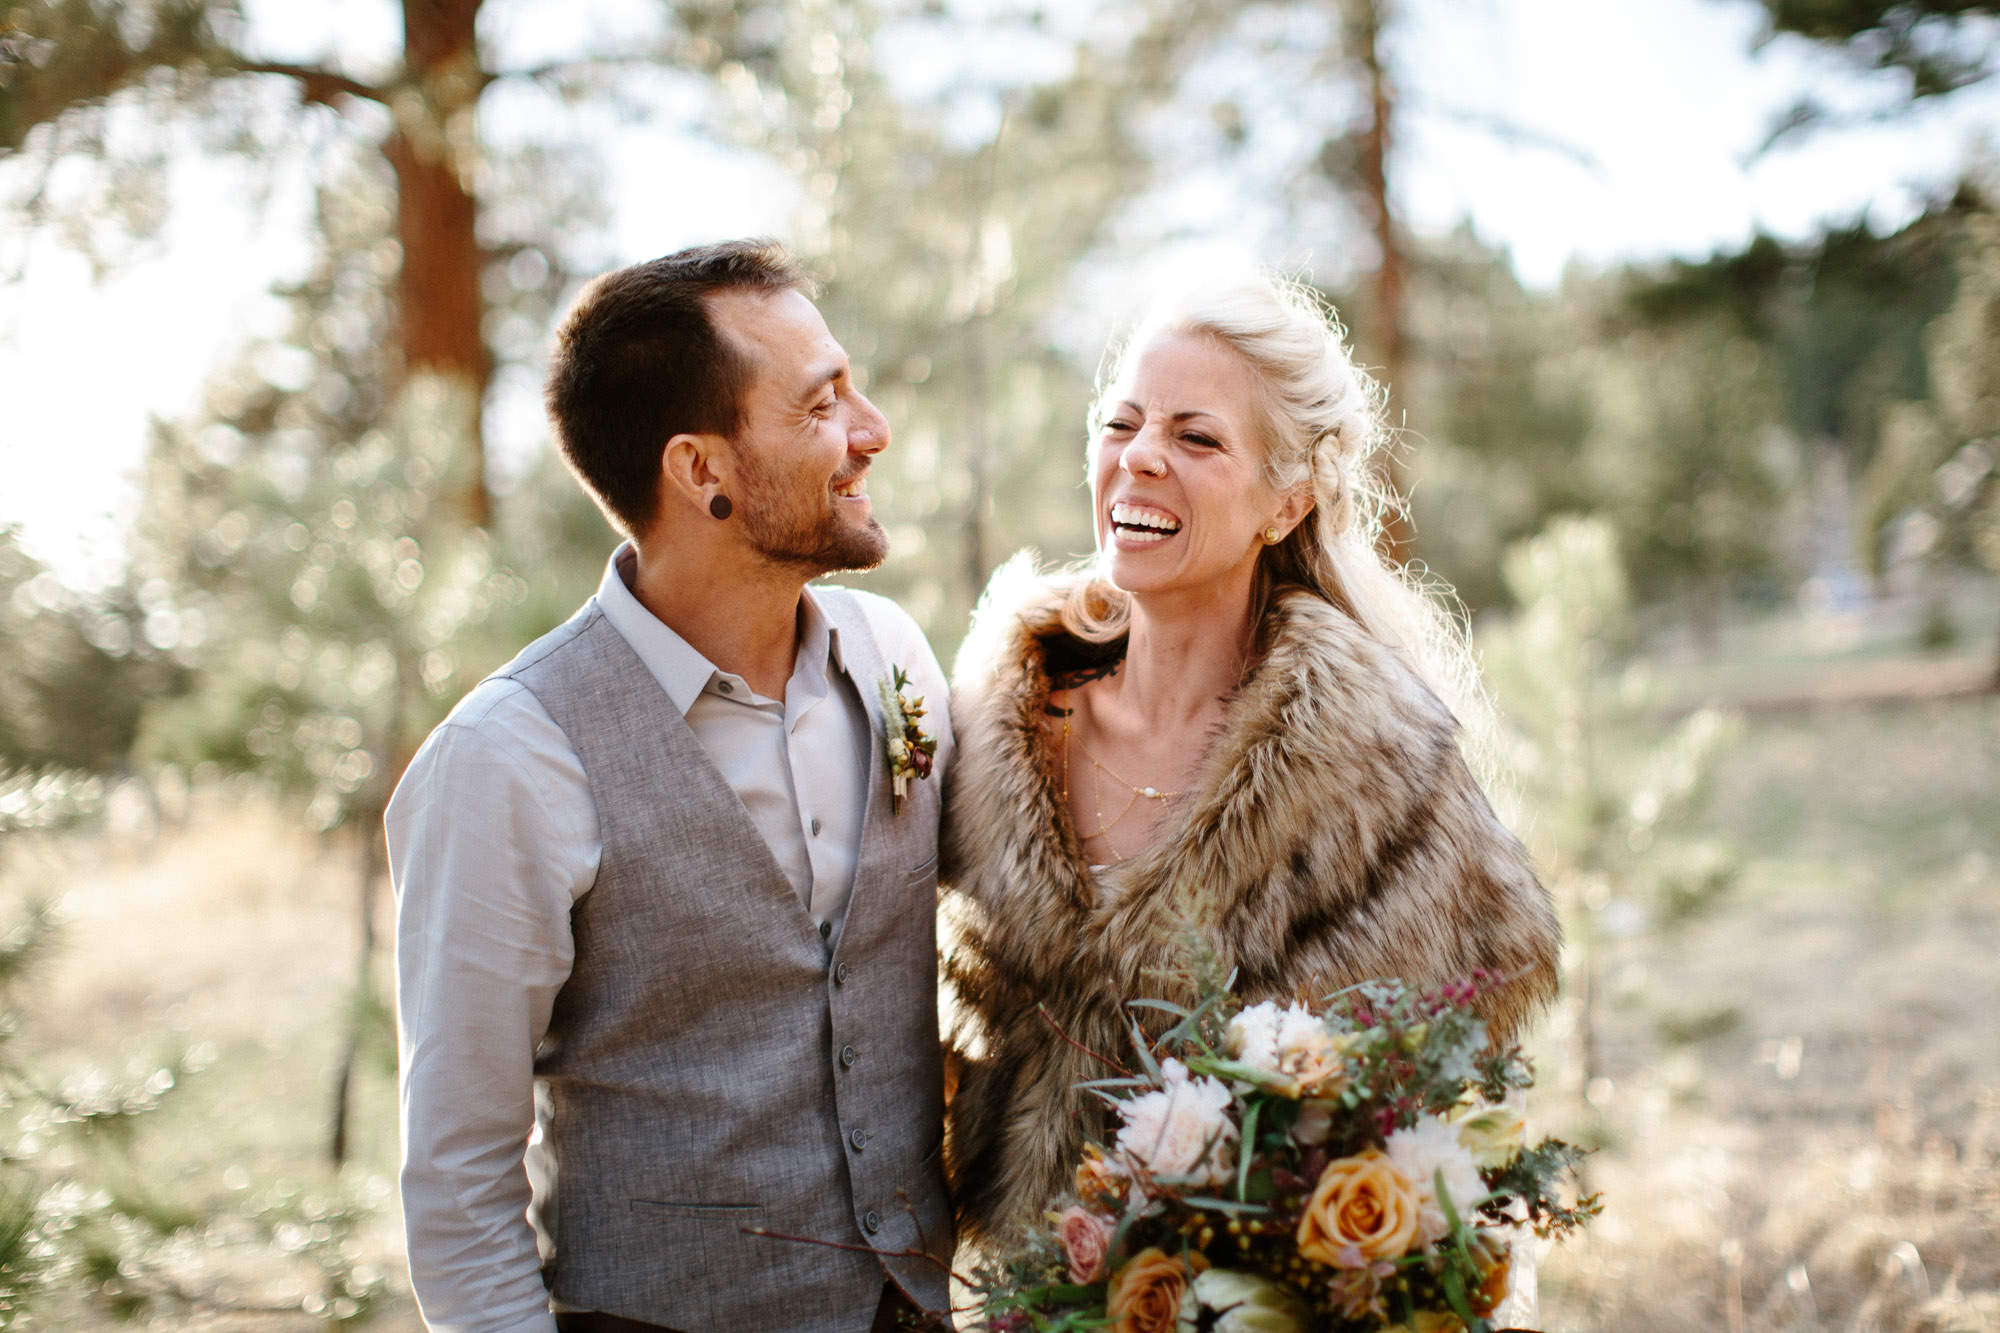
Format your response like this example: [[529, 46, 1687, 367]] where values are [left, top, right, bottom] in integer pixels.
[[811, 398, 836, 417]]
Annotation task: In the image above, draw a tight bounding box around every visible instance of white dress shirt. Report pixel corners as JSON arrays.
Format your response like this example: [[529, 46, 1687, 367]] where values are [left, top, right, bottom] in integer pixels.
[[388, 545, 951, 1333]]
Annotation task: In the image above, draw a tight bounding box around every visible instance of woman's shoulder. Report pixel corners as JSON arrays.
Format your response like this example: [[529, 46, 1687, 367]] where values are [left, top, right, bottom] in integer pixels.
[[1257, 588, 1457, 739]]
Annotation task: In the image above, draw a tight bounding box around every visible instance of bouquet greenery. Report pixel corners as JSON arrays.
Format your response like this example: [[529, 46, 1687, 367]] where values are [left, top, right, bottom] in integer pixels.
[[964, 973, 1598, 1333]]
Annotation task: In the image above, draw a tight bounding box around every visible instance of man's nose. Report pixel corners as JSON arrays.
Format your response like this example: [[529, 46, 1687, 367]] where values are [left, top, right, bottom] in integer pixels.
[[849, 391, 890, 455]]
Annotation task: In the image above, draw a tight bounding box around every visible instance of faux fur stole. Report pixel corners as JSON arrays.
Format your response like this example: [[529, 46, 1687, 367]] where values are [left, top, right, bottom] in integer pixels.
[[940, 563, 1558, 1239]]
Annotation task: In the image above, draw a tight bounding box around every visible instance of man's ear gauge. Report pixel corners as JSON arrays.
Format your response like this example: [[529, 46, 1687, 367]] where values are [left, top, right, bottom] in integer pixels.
[[709, 495, 733, 521]]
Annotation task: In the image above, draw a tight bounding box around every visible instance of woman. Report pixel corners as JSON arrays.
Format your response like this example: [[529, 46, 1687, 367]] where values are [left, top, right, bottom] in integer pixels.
[[940, 272, 1561, 1246]]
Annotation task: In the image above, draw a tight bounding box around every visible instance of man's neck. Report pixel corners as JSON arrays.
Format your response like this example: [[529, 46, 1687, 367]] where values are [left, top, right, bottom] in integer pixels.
[[627, 536, 808, 700]]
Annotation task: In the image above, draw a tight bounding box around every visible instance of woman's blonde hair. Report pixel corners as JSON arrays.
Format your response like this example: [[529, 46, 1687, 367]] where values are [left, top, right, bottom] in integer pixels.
[[1063, 270, 1495, 757]]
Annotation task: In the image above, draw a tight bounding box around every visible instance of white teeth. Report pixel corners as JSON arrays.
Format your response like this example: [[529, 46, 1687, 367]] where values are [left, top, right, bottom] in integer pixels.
[[834, 477, 866, 498], [1111, 501, 1180, 533]]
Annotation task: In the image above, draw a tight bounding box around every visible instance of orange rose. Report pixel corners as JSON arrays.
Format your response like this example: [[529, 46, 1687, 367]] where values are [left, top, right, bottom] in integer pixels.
[[1106, 1247, 1189, 1333], [1296, 1148, 1422, 1266]]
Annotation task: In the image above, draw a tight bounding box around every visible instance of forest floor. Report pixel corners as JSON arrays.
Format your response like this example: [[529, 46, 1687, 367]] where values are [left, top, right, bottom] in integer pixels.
[[1531, 595, 2000, 1333], [8, 596, 1997, 1331]]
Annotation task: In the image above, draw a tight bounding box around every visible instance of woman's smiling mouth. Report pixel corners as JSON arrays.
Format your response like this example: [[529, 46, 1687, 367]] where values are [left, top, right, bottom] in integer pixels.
[[1110, 500, 1182, 544]]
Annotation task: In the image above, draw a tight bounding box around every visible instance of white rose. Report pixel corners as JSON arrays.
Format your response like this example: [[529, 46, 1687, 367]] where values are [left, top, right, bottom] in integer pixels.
[[1453, 1103, 1527, 1170], [1115, 1058, 1238, 1185], [1178, 1268, 1307, 1333]]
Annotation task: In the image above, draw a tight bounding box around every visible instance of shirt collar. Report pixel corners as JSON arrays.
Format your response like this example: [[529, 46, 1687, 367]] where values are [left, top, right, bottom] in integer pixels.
[[594, 543, 845, 715]]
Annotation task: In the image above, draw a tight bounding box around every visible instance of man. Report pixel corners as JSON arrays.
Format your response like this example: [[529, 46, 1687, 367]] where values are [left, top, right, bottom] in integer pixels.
[[388, 240, 954, 1333]]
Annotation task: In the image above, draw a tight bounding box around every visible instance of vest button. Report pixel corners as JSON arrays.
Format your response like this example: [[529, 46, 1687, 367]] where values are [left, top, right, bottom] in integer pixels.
[[840, 1044, 858, 1068], [850, 1127, 870, 1151], [834, 961, 851, 984], [862, 1210, 882, 1235], [819, 920, 832, 940]]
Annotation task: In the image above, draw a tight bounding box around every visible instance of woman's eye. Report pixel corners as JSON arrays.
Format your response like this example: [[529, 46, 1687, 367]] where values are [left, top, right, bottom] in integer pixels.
[[1103, 418, 1135, 434], [1184, 432, 1220, 449]]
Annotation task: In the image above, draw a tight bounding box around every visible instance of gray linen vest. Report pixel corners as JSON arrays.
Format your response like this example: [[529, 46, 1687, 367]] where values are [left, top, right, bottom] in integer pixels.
[[499, 591, 952, 1331]]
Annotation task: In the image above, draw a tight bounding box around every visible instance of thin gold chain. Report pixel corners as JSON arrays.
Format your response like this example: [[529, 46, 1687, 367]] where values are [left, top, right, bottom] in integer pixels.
[[1070, 731, 1186, 803], [1059, 708, 1184, 864]]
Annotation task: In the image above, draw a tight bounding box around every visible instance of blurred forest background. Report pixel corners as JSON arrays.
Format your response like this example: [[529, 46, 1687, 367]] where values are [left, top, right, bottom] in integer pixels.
[[0, 0, 1996, 1328]]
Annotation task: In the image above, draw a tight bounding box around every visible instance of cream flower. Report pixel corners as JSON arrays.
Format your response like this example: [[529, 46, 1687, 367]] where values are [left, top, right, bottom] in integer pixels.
[[1224, 1003, 1283, 1074], [1271, 1005, 1347, 1091], [1385, 1116, 1486, 1247], [1115, 1058, 1238, 1185], [1453, 1103, 1527, 1170], [1291, 1099, 1338, 1146], [1226, 1002, 1346, 1092], [1177, 1268, 1307, 1333]]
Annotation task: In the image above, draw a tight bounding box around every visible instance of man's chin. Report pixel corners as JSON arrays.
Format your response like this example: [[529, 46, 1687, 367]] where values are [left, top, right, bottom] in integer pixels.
[[755, 519, 889, 578], [818, 522, 890, 575]]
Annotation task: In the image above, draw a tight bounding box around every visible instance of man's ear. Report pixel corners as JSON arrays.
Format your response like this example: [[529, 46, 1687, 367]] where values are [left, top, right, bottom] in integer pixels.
[[661, 432, 732, 517]]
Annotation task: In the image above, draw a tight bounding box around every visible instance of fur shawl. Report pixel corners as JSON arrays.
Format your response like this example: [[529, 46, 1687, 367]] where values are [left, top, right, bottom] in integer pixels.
[[939, 567, 1561, 1243]]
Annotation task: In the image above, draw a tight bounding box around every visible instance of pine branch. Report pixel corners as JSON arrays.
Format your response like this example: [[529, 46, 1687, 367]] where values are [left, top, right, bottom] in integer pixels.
[[225, 61, 389, 107]]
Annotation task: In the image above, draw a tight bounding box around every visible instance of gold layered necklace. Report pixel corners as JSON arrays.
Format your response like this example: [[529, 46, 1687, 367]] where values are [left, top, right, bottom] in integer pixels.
[[1058, 713, 1186, 865]]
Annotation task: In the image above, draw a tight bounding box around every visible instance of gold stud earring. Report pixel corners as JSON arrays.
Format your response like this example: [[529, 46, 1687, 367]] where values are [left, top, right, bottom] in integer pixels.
[[1263, 525, 1282, 545]]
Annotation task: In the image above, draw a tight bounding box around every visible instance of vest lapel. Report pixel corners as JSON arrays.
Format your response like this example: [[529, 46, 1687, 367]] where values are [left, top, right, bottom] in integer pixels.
[[821, 590, 893, 847], [568, 611, 815, 933]]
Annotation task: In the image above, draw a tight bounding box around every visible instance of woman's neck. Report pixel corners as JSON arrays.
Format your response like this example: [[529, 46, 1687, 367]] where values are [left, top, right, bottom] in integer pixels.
[[1095, 589, 1257, 736]]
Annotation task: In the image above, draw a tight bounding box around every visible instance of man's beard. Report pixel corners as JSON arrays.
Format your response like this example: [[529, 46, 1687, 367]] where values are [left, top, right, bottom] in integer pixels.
[[733, 450, 889, 576]]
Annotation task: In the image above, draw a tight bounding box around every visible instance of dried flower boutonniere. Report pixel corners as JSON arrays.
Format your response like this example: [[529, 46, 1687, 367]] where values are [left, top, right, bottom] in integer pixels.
[[877, 666, 937, 814]]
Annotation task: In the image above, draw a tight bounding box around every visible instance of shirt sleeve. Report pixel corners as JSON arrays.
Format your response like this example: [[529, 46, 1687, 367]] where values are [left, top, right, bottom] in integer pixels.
[[387, 681, 598, 1333]]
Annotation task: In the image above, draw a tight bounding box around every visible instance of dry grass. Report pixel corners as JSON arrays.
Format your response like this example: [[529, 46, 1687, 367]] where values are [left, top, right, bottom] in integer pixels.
[[6, 791, 419, 1330], [1532, 693, 2000, 1333]]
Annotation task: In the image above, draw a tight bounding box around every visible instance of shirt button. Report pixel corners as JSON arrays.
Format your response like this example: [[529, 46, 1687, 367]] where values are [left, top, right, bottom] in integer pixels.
[[840, 1044, 858, 1068], [862, 1210, 882, 1235], [818, 920, 832, 940], [715, 680, 733, 694], [834, 961, 851, 984], [810, 816, 822, 836], [849, 1127, 869, 1151]]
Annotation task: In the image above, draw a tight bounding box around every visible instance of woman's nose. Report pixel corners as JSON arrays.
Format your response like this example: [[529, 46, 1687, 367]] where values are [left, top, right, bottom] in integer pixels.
[[1122, 428, 1167, 478]]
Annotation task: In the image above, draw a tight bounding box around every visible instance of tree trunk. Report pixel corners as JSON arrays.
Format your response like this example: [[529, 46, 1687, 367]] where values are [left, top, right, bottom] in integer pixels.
[[328, 815, 384, 1166], [1347, 0, 1416, 570], [388, 0, 491, 529]]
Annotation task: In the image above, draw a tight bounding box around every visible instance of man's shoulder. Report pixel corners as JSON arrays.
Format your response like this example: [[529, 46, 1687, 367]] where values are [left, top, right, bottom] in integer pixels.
[[812, 583, 913, 629], [486, 601, 608, 685], [813, 586, 935, 661], [434, 674, 549, 736]]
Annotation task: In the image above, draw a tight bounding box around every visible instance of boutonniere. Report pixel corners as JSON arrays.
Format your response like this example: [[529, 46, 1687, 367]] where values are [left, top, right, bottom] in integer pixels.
[[876, 665, 938, 814]]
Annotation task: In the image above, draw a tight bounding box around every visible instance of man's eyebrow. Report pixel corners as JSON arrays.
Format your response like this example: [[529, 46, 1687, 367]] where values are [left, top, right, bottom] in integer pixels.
[[796, 362, 846, 402]]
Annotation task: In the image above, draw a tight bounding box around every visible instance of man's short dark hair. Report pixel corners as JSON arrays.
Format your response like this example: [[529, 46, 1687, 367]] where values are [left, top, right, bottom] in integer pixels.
[[544, 238, 813, 535]]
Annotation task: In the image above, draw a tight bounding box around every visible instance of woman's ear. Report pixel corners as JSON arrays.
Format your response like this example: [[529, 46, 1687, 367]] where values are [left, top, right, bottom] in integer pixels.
[[1275, 485, 1316, 537]]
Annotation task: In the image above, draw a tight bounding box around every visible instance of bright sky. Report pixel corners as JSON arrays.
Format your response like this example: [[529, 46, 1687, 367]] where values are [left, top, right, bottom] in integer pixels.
[[2, 0, 1995, 586]]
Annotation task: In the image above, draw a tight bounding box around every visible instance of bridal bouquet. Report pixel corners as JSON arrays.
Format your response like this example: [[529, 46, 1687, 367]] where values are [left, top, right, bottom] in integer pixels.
[[965, 974, 1598, 1332]]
